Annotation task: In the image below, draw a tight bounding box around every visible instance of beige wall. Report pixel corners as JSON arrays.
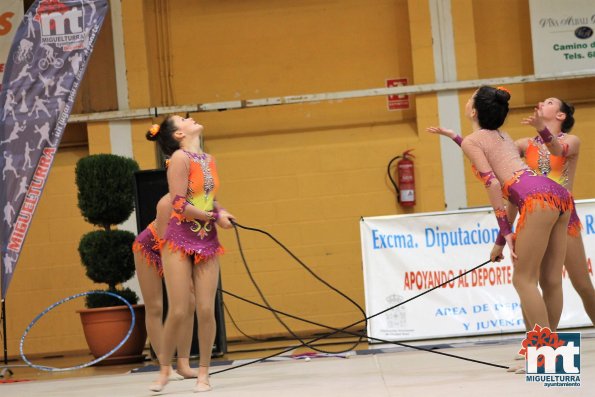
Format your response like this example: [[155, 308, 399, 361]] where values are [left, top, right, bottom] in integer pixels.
[[133, 0, 424, 339], [6, 0, 595, 356], [457, 0, 595, 206]]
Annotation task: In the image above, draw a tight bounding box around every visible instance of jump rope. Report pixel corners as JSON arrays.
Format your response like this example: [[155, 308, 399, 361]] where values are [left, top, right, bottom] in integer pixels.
[[209, 221, 508, 376], [6, 220, 508, 374]]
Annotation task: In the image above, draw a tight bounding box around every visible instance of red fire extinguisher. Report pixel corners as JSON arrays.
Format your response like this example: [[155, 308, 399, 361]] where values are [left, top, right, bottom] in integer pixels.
[[387, 149, 416, 207]]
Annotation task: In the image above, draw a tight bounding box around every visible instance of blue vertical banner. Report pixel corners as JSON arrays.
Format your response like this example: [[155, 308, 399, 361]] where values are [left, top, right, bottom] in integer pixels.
[[0, 0, 109, 299]]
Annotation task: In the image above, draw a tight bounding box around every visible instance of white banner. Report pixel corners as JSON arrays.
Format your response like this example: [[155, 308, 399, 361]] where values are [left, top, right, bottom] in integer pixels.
[[529, 0, 595, 76], [361, 200, 595, 342], [0, 0, 23, 89]]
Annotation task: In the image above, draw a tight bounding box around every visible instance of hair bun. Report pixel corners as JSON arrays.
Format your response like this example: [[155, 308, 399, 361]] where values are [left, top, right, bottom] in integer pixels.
[[146, 124, 161, 141], [146, 129, 158, 141], [495, 87, 510, 104], [566, 103, 575, 115]]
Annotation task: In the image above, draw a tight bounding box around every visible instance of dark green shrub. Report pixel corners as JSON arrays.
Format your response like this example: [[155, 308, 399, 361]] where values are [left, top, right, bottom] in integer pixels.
[[75, 154, 139, 229], [75, 154, 141, 308], [86, 287, 139, 308], [78, 230, 136, 287]]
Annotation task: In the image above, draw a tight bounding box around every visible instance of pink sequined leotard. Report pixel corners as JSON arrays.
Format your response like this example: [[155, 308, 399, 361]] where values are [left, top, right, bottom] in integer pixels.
[[132, 222, 164, 276], [163, 150, 224, 264], [462, 129, 574, 239]]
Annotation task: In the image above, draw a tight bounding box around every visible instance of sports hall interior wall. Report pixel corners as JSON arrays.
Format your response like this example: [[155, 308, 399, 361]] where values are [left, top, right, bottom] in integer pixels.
[[5, 0, 595, 357]]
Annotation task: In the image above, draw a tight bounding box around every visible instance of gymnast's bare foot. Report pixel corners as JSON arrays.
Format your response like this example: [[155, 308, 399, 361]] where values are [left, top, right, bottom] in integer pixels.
[[193, 378, 212, 393], [149, 366, 170, 392], [176, 358, 198, 378], [193, 366, 212, 392], [168, 370, 184, 381]]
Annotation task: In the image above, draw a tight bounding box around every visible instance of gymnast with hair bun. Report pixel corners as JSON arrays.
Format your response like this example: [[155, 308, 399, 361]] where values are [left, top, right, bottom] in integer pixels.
[[428, 86, 574, 372], [430, 96, 594, 330], [145, 116, 234, 393]]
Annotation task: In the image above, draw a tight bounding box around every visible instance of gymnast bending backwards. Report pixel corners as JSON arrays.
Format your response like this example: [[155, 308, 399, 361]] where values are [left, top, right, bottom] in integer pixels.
[[145, 116, 234, 392]]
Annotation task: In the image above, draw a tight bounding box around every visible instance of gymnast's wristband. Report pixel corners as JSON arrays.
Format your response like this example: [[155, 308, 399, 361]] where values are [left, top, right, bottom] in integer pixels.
[[203, 210, 218, 222], [537, 126, 554, 144], [495, 233, 506, 246], [172, 194, 188, 214], [495, 209, 512, 240], [452, 135, 463, 147]]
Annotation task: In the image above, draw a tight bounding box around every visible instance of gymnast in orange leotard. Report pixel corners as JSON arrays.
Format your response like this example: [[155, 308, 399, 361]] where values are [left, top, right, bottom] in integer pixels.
[[516, 99, 595, 327], [145, 116, 235, 393]]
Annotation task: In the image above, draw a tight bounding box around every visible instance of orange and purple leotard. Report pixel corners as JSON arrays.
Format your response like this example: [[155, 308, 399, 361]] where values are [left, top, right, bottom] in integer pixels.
[[525, 135, 569, 188], [132, 221, 164, 276], [462, 129, 573, 244], [525, 135, 581, 236], [163, 151, 224, 264], [453, 132, 579, 237]]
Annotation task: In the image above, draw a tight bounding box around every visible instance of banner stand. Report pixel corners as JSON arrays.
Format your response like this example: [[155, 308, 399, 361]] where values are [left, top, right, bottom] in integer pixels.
[[0, 0, 23, 378], [0, 0, 110, 374], [1, 300, 11, 377]]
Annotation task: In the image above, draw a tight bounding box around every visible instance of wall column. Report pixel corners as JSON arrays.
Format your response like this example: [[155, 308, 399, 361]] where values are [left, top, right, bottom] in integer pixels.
[[429, 0, 467, 210], [109, 0, 140, 298]]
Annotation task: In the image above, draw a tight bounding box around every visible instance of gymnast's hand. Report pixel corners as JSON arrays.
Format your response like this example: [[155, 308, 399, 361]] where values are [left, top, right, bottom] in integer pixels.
[[521, 108, 546, 132], [216, 209, 235, 229], [426, 126, 457, 139], [504, 233, 517, 263], [490, 244, 504, 262], [491, 234, 517, 263]]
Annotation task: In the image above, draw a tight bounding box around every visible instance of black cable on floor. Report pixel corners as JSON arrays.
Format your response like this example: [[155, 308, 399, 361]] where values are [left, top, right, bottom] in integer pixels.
[[217, 285, 508, 373], [230, 221, 367, 354], [224, 298, 365, 351], [227, 338, 364, 354], [212, 221, 506, 375]]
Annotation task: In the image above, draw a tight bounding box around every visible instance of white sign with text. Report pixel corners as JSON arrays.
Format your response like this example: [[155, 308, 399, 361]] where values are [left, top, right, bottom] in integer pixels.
[[529, 0, 595, 76], [361, 200, 595, 342]]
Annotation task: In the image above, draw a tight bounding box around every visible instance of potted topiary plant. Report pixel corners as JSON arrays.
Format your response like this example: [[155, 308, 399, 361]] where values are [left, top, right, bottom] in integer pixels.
[[75, 153, 146, 364]]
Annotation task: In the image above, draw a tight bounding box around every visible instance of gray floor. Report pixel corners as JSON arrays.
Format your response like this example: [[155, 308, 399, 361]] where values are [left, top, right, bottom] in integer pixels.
[[2, 332, 593, 397]]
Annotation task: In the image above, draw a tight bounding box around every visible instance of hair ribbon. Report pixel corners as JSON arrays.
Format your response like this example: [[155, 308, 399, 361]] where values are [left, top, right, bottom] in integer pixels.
[[149, 124, 160, 137]]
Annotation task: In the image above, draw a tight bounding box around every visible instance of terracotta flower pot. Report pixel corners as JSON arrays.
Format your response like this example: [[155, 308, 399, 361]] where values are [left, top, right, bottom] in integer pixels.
[[77, 304, 147, 365]]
